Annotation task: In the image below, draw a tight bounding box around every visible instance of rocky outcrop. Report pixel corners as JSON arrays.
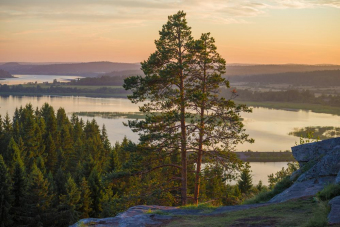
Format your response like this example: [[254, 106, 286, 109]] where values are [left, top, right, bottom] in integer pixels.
[[328, 196, 340, 225], [296, 145, 340, 182], [269, 176, 334, 203], [272, 138, 340, 224], [292, 137, 340, 165]]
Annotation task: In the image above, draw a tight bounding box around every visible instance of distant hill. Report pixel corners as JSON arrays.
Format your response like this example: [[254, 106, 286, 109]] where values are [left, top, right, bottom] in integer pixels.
[[0, 62, 141, 76], [0, 69, 14, 78], [229, 70, 340, 86], [1, 62, 340, 77]]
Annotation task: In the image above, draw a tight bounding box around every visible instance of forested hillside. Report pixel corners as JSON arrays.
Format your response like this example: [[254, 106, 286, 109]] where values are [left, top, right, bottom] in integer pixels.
[[229, 70, 340, 86]]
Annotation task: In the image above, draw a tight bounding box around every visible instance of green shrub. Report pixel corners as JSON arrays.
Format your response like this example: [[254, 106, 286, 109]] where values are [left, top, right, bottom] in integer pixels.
[[243, 176, 293, 204], [317, 183, 340, 201]]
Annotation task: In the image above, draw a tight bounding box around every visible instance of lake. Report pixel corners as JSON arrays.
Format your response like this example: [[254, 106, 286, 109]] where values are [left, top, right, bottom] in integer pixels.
[[0, 74, 83, 85], [1, 95, 339, 184]]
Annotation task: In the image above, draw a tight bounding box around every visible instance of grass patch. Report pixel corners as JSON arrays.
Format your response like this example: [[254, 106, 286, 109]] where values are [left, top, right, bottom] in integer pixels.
[[317, 183, 340, 201], [243, 176, 293, 204], [180, 203, 218, 211], [166, 198, 330, 227], [303, 200, 330, 227]]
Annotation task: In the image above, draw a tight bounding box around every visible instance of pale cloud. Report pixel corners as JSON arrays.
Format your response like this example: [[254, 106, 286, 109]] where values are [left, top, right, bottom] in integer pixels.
[[0, 0, 339, 25]]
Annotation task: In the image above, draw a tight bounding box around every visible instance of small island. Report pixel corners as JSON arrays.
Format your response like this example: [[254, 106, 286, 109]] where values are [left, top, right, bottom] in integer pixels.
[[0, 69, 14, 79]]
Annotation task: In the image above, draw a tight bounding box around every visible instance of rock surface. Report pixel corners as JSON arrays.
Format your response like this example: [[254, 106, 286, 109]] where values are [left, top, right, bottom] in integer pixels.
[[296, 145, 340, 182], [70, 203, 273, 227], [328, 196, 340, 225], [292, 137, 340, 164], [70, 205, 176, 227], [269, 176, 334, 203], [336, 170, 340, 184]]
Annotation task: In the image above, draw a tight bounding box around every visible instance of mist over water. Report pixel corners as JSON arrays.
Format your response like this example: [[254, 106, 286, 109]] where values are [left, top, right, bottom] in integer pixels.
[[0, 74, 83, 85]]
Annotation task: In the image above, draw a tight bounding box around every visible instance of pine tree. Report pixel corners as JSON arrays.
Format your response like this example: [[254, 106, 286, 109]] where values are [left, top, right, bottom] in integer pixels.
[[0, 155, 13, 227], [186, 33, 252, 204], [123, 11, 194, 205]]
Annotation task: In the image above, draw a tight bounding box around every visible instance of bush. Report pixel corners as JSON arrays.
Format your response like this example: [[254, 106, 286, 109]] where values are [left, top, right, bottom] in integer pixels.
[[317, 183, 340, 201], [243, 176, 293, 204]]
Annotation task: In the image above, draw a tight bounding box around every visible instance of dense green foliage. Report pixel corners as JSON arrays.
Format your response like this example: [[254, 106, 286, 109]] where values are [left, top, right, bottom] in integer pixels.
[[0, 103, 252, 226]]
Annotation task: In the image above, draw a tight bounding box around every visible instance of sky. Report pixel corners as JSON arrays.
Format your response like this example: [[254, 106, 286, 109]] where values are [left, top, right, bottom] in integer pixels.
[[0, 0, 340, 64]]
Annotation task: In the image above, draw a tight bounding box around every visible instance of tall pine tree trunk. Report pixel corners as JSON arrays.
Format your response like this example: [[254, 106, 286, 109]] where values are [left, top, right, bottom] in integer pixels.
[[194, 61, 206, 205], [179, 31, 187, 205]]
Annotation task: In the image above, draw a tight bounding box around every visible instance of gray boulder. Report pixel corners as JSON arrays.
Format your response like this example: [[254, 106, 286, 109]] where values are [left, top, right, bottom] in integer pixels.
[[296, 145, 340, 182], [328, 196, 340, 225], [70, 205, 177, 227], [269, 176, 335, 203], [336, 170, 340, 184], [292, 137, 340, 164]]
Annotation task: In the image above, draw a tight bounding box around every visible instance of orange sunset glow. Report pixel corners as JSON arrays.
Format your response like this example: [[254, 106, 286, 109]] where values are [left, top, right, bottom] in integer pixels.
[[1, 0, 340, 64]]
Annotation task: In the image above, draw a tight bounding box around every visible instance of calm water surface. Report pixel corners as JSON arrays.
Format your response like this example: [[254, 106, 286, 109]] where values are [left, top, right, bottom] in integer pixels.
[[2, 95, 339, 185]]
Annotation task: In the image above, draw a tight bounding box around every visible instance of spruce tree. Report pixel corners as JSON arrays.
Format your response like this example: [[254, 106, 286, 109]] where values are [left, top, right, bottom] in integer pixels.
[[25, 164, 54, 226], [59, 176, 81, 225], [45, 133, 57, 174], [0, 155, 13, 227], [88, 167, 103, 217], [12, 157, 28, 225], [238, 163, 253, 194], [79, 177, 93, 219]]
